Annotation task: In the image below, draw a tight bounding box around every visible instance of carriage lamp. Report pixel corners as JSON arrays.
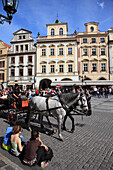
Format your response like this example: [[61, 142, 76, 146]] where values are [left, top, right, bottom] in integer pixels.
[[0, 0, 19, 24]]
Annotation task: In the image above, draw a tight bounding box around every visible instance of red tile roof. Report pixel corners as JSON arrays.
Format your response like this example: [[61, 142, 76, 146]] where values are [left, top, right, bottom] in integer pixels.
[[3, 42, 10, 48]]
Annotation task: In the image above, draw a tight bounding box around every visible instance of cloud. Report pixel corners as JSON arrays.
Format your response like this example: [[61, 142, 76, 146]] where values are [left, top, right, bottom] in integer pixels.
[[100, 15, 113, 24], [97, 1, 104, 9]]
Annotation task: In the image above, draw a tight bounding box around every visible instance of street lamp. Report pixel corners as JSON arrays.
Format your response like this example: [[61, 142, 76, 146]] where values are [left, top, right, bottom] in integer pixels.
[[0, 0, 19, 24]]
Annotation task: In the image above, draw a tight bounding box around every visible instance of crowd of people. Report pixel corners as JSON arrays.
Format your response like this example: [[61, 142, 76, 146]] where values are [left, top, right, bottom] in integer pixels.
[[0, 85, 113, 100]]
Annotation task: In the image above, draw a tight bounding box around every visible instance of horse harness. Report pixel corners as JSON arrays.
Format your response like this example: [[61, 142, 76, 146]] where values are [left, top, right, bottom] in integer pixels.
[[36, 97, 63, 116]]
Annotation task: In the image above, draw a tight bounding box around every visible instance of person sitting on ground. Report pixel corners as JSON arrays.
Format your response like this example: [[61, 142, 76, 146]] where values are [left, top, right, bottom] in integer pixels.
[[10, 125, 25, 156], [23, 130, 53, 168], [2, 121, 16, 151]]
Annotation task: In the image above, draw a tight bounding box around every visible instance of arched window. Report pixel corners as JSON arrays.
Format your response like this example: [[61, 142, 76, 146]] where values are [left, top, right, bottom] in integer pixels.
[[51, 28, 55, 36], [59, 28, 63, 35]]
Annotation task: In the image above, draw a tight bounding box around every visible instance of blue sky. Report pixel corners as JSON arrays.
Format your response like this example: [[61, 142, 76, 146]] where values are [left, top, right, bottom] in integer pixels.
[[0, 0, 113, 45]]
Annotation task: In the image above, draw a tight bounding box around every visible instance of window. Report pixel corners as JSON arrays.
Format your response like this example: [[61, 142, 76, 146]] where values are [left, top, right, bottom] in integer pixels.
[[50, 48, 54, 56], [68, 64, 73, 72], [0, 73, 4, 80], [59, 48, 63, 55], [23, 35, 25, 39], [50, 65, 55, 73], [28, 68, 32, 76], [20, 45, 23, 51], [51, 28, 55, 36], [92, 49, 96, 55], [101, 48, 105, 55], [19, 69, 23, 76], [92, 63, 97, 71], [42, 65, 46, 73], [90, 27, 94, 32], [19, 56, 23, 63], [68, 48, 72, 55], [59, 65, 64, 73], [28, 56, 32, 63], [42, 49, 46, 56], [11, 57, 15, 64], [25, 44, 28, 51], [19, 36, 21, 39], [91, 38, 96, 43], [0, 50, 2, 54], [83, 49, 87, 55], [101, 63, 106, 71], [16, 45, 18, 52], [11, 69, 15, 76], [83, 64, 88, 71], [83, 39, 87, 43], [0, 61, 5, 68], [100, 38, 105, 43], [59, 28, 63, 35]]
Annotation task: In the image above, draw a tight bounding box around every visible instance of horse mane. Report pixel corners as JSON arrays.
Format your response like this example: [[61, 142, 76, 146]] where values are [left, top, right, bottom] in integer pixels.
[[59, 93, 79, 107]]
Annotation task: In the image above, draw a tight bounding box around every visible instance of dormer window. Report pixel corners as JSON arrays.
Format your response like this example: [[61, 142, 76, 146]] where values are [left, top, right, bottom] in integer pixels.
[[59, 28, 63, 35], [23, 35, 25, 39], [90, 27, 94, 32], [51, 28, 55, 36], [19, 36, 21, 39]]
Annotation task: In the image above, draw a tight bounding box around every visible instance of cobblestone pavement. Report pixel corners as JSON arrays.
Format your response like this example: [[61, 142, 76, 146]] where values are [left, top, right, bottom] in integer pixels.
[[0, 95, 113, 170]]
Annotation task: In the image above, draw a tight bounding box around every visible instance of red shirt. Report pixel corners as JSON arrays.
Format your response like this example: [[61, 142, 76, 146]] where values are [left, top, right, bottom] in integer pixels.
[[36, 90, 39, 94]]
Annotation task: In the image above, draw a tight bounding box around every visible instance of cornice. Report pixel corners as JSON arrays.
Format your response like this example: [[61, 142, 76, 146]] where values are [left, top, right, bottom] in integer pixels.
[[8, 51, 36, 56], [10, 39, 34, 44], [37, 37, 77, 44]]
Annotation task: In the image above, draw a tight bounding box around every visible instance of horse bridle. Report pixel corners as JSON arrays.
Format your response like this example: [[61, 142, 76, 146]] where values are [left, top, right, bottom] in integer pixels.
[[78, 94, 88, 109]]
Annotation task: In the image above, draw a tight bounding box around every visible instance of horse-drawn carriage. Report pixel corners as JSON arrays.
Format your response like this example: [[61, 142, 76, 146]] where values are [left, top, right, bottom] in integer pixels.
[[0, 92, 92, 141], [0, 95, 29, 123]]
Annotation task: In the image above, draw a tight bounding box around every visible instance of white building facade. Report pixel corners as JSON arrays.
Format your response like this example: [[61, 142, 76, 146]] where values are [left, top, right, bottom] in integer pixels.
[[7, 28, 36, 90], [35, 19, 78, 90]]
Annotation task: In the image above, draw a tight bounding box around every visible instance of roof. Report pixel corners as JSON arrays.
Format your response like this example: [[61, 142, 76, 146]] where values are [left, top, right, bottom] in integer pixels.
[[3, 42, 10, 48], [13, 28, 32, 35], [52, 19, 63, 24], [84, 22, 99, 26]]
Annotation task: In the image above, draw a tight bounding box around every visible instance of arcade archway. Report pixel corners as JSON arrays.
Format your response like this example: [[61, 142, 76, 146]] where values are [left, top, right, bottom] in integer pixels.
[[39, 79, 52, 90]]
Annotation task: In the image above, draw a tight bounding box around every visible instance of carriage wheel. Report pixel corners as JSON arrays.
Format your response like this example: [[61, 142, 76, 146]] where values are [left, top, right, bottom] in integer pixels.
[[8, 110, 17, 124]]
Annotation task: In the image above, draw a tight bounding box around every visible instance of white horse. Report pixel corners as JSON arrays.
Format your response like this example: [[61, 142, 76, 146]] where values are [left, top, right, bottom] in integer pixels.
[[26, 95, 66, 141], [26, 92, 91, 141]]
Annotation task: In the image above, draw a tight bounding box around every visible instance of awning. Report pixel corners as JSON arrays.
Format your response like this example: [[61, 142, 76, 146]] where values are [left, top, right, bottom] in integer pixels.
[[51, 80, 113, 86], [55, 85, 62, 87]]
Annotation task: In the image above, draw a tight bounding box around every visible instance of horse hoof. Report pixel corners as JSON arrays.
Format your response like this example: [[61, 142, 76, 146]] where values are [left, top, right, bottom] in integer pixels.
[[71, 129, 75, 133], [59, 136, 64, 141]]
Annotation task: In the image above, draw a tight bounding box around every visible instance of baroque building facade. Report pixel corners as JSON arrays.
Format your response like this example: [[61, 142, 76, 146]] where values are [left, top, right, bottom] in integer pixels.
[[108, 28, 113, 80], [0, 40, 10, 89], [77, 22, 109, 82], [35, 19, 78, 89], [7, 28, 36, 90]]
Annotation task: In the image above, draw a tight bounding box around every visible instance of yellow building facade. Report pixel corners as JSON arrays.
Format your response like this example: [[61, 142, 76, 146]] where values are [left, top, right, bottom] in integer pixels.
[[77, 22, 109, 81], [35, 19, 78, 89], [0, 40, 10, 88]]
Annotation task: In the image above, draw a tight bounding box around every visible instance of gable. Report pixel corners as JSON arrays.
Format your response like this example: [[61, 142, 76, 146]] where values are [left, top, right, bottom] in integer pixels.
[[13, 28, 32, 35]]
